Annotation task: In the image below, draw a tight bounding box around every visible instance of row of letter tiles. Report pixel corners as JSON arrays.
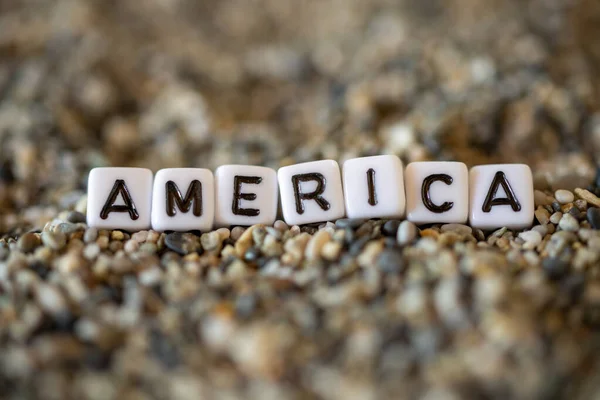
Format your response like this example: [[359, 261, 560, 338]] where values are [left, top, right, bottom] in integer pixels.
[[86, 158, 534, 232]]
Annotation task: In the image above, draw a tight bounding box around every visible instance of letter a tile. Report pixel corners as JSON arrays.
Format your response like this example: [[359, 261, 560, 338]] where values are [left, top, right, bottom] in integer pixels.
[[278, 160, 345, 225], [87, 167, 153, 231], [469, 164, 534, 230], [151, 168, 214, 232]]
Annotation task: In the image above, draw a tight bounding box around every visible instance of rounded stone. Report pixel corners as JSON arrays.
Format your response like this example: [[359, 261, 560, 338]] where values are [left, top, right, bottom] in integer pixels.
[[588, 207, 600, 230], [555, 189, 574, 204], [17, 233, 41, 253], [382, 220, 401, 237], [164, 232, 201, 255], [41, 231, 67, 250], [335, 218, 366, 230], [397, 221, 418, 245]]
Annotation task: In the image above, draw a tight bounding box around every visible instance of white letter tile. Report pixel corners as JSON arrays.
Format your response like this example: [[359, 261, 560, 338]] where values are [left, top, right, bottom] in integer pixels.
[[469, 164, 534, 230], [405, 161, 469, 225], [151, 168, 214, 232], [214, 165, 278, 227], [278, 160, 345, 225], [87, 167, 153, 231], [342, 155, 405, 219]]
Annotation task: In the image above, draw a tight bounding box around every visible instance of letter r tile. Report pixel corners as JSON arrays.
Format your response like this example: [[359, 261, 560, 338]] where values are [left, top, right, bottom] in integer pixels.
[[278, 160, 345, 225], [405, 162, 469, 225], [151, 168, 215, 232], [87, 167, 153, 231], [214, 165, 278, 227]]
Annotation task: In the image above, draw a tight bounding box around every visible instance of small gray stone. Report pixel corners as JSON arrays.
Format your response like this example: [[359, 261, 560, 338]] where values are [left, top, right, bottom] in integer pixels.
[[164, 232, 201, 255], [554, 189, 574, 204]]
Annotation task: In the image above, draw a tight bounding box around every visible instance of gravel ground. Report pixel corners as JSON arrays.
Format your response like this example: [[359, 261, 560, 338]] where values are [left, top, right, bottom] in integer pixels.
[[2, 0, 600, 399]]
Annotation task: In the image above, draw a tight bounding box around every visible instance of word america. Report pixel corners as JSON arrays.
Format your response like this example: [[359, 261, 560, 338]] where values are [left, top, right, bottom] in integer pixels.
[[86, 156, 534, 232]]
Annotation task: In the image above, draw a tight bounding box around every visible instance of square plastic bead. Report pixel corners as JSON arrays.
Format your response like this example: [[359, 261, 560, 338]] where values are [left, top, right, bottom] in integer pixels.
[[214, 165, 278, 227], [87, 167, 153, 231], [278, 160, 345, 225], [405, 161, 469, 225], [469, 164, 534, 230], [342, 155, 405, 219], [151, 168, 214, 232]]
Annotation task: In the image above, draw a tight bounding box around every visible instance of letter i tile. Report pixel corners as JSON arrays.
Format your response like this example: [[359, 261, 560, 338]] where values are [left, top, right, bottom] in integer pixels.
[[87, 167, 153, 231], [151, 168, 215, 232], [342, 155, 405, 219], [405, 162, 469, 225], [214, 165, 278, 227]]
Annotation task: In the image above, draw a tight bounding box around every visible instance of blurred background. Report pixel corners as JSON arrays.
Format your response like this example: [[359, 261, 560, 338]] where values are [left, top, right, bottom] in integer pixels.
[[1, 0, 600, 221]]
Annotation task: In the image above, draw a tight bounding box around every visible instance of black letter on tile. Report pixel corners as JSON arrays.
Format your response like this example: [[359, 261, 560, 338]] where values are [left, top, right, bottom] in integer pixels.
[[232, 176, 262, 216], [100, 179, 139, 220], [292, 173, 330, 214], [422, 174, 454, 213], [367, 168, 378, 206], [482, 171, 521, 212], [166, 180, 202, 217]]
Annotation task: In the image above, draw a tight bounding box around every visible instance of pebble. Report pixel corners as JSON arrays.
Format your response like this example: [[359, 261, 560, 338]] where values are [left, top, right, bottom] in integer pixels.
[[550, 212, 563, 224], [231, 226, 246, 241], [559, 213, 579, 232], [535, 208, 550, 225], [382, 220, 401, 237], [66, 211, 86, 223], [41, 231, 67, 250], [111, 231, 125, 241], [201, 231, 222, 251], [305, 230, 331, 260], [83, 228, 98, 243], [377, 249, 404, 273], [335, 218, 366, 229], [518, 230, 542, 249], [574, 188, 600, 208], [164, 232, 201, 255], [440, 224, 473, 235], [542, 256, 570, 281], [131, 231, 149, 243], [555, 189, 574, 204], [588, 208, 600, 230], [17, 233, 40, 253], [397, 221, 418, 245]]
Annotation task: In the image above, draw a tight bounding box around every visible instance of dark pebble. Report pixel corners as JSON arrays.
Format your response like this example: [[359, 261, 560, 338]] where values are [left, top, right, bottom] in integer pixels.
[[377, 249, 404, 274], [335, 218, 366, 229], [587, 207, 600, 230], [349, 236, 370, 256], [542, 256, 570, 281], [66, 211, 87, 223], [30, 260, 50, 279], [568, 207, 582, 220], [164, 232, 201, 255], [382, 220, 401, 237], [551, 202, 562, 213], [149, 329, 181, 369], [235, 292, 258, 318]]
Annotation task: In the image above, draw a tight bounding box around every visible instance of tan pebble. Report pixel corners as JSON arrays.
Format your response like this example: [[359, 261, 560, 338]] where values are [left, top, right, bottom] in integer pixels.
[[227, 259, 249, 279], [124, 240, 139, 253], [534, 190, 553, 206], [574, 188, 600, 208], [357, 240, 384, 268], [305, 230, 331, 261], [550, 212, 563, 224], [440, 224, 472, 235], [534, 207, 550, 225], [216, 228, 230, 240], [83, 244, 100, 260], [131, 231, 148, 243], [235, 225, 261, 256], [230, 226, 246, 241], [574, 199, 588, 212], [201, 231, 222, 251], [146, 231, 160, 243], [111, 231, 125, 241], [273, 220, 289, 232], [321, 241, 342, 261]]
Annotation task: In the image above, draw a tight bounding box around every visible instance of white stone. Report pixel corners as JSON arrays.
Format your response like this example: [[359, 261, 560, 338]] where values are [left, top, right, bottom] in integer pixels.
[[278, 160, 345, 225], [469, 164, 534, 230], [214, 165, 278, 227], [342, 155, 405, 219], [405, 162, 469, 225], [87, 167, 153, 231], [151, 168, 214, 232]]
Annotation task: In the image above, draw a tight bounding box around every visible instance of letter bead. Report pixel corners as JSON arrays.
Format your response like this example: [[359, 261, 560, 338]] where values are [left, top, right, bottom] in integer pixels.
[[151, 168, 215, 232], [87, 167, 153, 231], [405, 162, 469, 225], [278, 160, 345, 225], [214, 165, 278, 227], [342, 155, 406, 219], [469, 164, 534, 230]]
